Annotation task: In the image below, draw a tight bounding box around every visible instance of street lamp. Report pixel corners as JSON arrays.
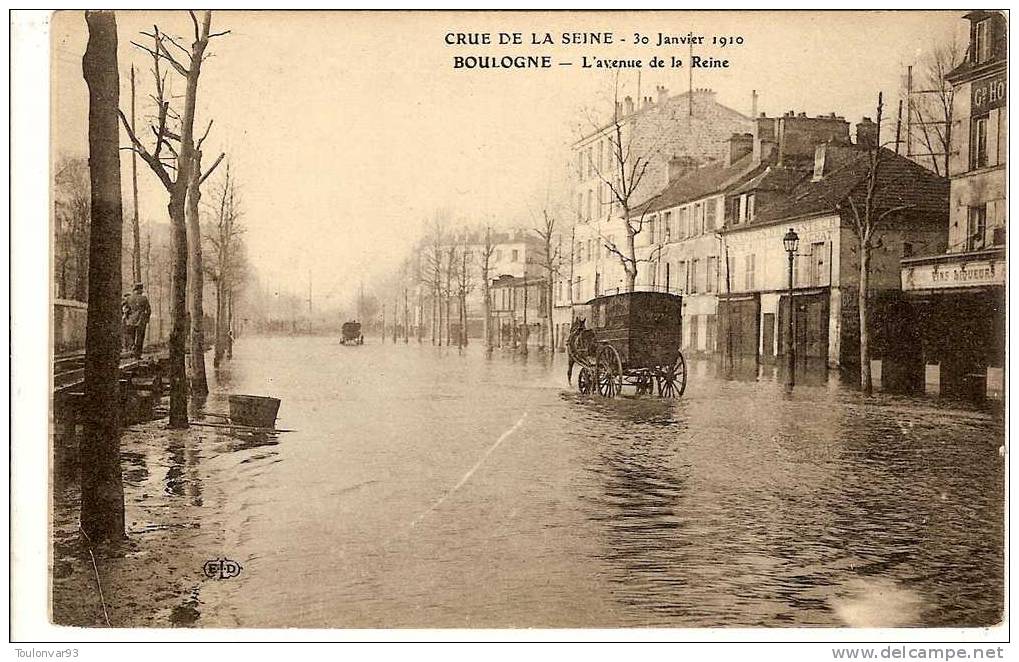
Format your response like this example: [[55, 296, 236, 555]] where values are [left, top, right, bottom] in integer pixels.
[[783, 228, 799, 388]]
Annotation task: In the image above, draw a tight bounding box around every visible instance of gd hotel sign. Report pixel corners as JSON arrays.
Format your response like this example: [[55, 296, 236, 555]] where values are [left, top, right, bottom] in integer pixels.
[[972, 73, 1006, 113], [903, 255, 1006, 291]]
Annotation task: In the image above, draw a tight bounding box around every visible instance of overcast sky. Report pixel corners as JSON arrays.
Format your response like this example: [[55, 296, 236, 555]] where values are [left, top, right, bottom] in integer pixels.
[[52, 10, 965, 309]]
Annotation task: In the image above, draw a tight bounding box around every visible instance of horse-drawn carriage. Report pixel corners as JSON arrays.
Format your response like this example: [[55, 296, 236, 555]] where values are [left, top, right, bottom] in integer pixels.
[[567, 291, 687, 398], [340, 320, 364, 345]]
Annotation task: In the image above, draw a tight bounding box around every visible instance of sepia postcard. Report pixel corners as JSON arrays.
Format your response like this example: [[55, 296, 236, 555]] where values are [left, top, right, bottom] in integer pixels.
[[9, 7, 1010, 648]]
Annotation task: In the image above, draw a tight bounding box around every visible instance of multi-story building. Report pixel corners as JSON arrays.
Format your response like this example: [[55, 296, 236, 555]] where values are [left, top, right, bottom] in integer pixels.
[[721, 127, 949, 369], [558, 87, 754, 340], [900, 10, 1006, 399]]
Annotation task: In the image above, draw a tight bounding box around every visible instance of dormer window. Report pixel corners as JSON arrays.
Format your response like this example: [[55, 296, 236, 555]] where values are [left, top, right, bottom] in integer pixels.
[[975, 19, 991, 63]]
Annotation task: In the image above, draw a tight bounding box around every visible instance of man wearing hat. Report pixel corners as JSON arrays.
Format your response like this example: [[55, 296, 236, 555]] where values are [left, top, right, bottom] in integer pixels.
[[124, 283, 152, 359]]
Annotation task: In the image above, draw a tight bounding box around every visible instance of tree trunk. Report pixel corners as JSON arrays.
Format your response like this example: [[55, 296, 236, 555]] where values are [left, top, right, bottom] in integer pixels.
[[624, 227, 637, 292], [546, 281, 554, 354], [858, 244, 872, 394], [417, 289, 423, 343], [226, 291, 233, 358], [167, 194, 190, 427], [213, 278, 224, 367], [167, 11, 212, 426], [80, 9, 125, 543], [130, 65, 141, 285], [186, 151, 208, 395], [483, 280, 492, 354]]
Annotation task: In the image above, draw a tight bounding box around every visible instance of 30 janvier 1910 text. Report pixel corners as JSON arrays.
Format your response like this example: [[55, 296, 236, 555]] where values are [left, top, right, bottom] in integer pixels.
[[443, 31, 744, 47]]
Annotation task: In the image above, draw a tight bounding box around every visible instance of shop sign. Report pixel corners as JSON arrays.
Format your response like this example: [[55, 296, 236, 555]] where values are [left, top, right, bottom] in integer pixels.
[[902, 256, 1005, 291], [972, 73, 1007, 113]]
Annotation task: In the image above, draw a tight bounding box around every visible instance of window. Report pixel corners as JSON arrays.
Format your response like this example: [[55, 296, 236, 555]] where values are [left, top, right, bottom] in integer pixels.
[[577, 193, 583, 222], [587, 189, 593, 221], [678, 261, 687, 292], [494, 249, 502, 262], [586, 240, 592, 262], [679, 207, 689, 238], [975, 19, 991, 63], [902, 242, 914, 258], [665, 262, 671, 292], [747, 194, 756, 221], [690, 259, 700, 293], [576, 242, 583, 263], [664, 211, 672, 242], [810, 241, 825, 286], [738, 194, 749, 223], [597, 141, 603, 174], [727, 255, 736, 291], [594, 272, 601, 295], [647, 215, 656, 245], [705, 200, 717, 231], [971, 115, 989, 169], [706, 256, 717, 293], [744, 253, 756, 290], [693, 203, 702, 235], [968, 205, 987, 251], [512, 249, 519, 262], [587, 147, 594, 177]]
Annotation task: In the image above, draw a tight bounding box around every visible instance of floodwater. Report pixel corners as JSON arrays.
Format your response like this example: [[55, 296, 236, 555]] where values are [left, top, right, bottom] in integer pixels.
[[98, 336, 1009, 627]]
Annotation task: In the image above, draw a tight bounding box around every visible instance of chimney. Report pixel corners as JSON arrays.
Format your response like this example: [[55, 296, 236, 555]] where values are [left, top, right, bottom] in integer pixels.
[[856, 117, 878, 148], [667, 155, 697, 184], [727, 133, 754, 167], [775, 112, 850, 165], [624, 96, 634, 115], [614, 101, 622, 118], [751, 89, 758, 119], [656, 85, 668, 106], [753, 114, 778, 164], [813, 141, 858, 181]]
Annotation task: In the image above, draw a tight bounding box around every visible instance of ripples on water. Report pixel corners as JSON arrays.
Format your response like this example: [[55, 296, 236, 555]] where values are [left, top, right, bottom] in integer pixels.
[[57, 337, 1002, 628]]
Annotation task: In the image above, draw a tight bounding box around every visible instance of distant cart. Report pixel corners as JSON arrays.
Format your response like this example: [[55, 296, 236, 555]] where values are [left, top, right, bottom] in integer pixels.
[[567, 291, 687, 398], [341, 321, 364, 345]]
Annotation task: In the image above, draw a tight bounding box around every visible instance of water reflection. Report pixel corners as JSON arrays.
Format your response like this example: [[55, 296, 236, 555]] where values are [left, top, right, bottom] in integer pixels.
[[51, 337, 1000, 628]]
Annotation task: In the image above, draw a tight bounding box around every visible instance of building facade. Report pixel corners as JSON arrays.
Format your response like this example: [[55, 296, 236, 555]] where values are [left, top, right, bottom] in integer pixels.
[[559, 87, 754, 344], [900, 10, 1007, 400]]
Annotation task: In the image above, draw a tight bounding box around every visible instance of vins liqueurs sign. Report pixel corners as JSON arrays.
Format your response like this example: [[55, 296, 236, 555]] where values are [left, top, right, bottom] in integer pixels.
[[972, 73, 1006, 113]]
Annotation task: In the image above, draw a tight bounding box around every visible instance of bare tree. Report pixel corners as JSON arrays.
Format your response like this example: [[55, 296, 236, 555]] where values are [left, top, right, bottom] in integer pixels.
[[444, 243, 458, 346], [533, 210, 561, 351], [118, 11, 228, 427], [825, 93, 913, 394], [205, 162, 244, 367], [129, 65, 142, 285], [422, 219, 445, 345], [478, 226, 496, 354], [908, 38, 964, 177], [588, 86, 661, 292], [455, 232, 473, 348], [80, 9, 126, 543], [53, 157, 91, 301], [186, 129, 226, 395]]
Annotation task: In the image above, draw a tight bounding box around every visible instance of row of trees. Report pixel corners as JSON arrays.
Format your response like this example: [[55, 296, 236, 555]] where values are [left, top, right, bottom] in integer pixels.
[[78, 10, 246, 542], [368, 210, 563, 356]]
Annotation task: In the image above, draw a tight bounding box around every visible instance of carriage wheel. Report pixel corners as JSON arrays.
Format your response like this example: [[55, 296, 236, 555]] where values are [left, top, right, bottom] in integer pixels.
[[577, 366, 594, 395], [596, 345, 622, 398], [657, 353, 688, 398], [634, 372, 654, 396]]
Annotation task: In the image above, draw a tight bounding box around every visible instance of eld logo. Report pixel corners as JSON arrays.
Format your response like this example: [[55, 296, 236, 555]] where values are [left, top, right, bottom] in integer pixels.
[[202, 558, 243, 580]]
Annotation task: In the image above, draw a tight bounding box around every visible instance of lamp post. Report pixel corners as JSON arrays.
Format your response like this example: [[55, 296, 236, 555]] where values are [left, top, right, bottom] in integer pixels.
[[782, 228, 799, 388]]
